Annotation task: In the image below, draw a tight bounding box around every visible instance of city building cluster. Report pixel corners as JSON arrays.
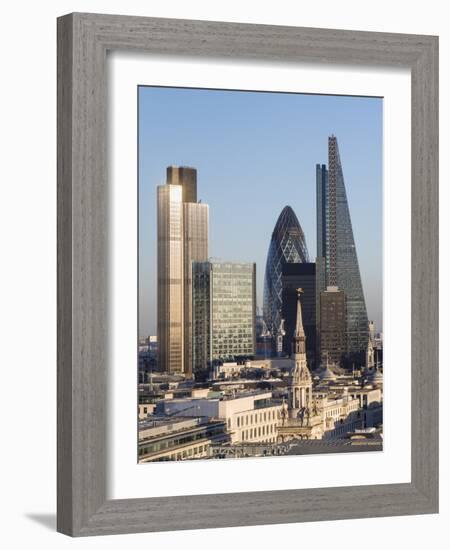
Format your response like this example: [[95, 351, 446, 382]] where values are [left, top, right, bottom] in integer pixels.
[[138, 136, 383, 462]]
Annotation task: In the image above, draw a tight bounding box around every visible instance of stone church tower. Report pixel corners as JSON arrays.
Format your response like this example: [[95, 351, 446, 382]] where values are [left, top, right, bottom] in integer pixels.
[[366, 335, 375, 370], [289, 288, 312, 419]]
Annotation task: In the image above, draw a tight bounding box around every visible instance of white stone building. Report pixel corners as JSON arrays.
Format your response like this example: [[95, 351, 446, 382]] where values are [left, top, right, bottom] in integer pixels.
[[156, 390, 283, 444], [277, 288, 378, 442]]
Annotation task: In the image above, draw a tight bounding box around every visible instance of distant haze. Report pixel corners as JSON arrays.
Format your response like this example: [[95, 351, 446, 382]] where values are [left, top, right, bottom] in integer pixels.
[[139, 87, 383, 337]]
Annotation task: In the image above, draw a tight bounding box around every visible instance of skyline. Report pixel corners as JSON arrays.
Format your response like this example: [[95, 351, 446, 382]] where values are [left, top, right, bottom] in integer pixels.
[[139, 86, 383, 337]]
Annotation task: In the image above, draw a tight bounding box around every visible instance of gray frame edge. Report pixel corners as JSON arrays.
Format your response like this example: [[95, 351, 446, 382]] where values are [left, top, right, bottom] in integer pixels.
[[57, 12, 439, 537]]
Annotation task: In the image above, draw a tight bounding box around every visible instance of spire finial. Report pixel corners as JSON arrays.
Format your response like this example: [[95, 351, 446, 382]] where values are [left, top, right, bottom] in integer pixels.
[[294, 288, 304, 336]]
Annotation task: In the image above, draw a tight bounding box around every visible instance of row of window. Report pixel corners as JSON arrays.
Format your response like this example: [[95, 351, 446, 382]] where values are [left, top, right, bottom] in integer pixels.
[[151, 444, 209, 462], [325, 401, 359, 419], [240, 424, 277, 441], [235, 408, 280, 428], [328, 420, 359, 437], [139, 426, 224, 456]]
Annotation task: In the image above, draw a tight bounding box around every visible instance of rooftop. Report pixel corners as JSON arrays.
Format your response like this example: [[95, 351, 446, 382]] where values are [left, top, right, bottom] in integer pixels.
[[287, 438, 382, 456], [139, 415, 223, 441]]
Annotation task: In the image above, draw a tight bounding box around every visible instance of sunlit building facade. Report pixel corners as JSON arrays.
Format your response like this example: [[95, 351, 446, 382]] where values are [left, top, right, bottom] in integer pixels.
[[157, 183, 184, 374], [192, 261, 256, 371], [157, 166, 209, 375], [183, 201, 209, 375]]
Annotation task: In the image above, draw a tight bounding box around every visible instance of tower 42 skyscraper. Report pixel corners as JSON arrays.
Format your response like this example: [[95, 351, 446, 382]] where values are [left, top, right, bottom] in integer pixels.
[[157, 166, 209, 376], [316, 136, 368, 362]]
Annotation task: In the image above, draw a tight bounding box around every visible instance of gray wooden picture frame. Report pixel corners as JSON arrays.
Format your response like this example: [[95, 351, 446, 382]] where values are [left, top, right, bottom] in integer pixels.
[[57, 12, 439, 537]]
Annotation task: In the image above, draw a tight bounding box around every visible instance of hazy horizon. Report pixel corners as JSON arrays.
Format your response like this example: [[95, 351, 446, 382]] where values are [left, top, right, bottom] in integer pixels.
[[138, 87, 383, 337]]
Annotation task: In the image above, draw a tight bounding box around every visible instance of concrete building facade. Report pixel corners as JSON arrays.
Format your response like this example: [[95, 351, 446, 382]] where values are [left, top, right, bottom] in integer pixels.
[[155, 390, 283, 445]]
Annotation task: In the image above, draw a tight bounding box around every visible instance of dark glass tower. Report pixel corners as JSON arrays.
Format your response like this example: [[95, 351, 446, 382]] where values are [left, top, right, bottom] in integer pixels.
[[281, 262, 316, 368], [263, 206, 309, 353], [320, 286, 346, 366], [316, 136, 368, 362]]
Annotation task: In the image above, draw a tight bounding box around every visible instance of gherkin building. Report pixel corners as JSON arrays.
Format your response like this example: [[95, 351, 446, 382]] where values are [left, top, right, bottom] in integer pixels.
[[263, 206, 309, 351]]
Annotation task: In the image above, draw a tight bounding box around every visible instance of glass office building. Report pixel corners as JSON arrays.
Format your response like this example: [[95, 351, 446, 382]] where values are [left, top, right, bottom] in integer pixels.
[[263, 206, 309, 353], [183, 201, 209, 376], [192, 261, 256, 372], [157, 183, 184, 375], [316, 136, 368, 361], [281, 262, 316, 368], [320, 286, 347, 366], [157, 166, 209, 375]]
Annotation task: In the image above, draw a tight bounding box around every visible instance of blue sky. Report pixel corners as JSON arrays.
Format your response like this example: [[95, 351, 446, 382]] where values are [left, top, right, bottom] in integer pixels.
[[139, 86, 383, 337]]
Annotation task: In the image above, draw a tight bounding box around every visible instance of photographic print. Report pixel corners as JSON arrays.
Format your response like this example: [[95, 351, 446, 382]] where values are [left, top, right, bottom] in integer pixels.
[[138, 86, 383, 463]]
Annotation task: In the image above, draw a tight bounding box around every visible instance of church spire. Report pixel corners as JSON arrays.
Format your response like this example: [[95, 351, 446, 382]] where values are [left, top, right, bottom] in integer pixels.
[[288, 288, 312, 419], [293, 288, 306, 356]]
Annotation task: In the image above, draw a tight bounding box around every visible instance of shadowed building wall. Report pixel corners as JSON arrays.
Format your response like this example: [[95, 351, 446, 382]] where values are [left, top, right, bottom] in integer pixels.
[[281, 262, 316, 368], [320, 286, 346, 366]]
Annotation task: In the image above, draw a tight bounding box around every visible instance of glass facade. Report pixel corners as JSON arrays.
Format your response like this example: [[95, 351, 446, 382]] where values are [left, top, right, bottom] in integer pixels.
[[281, 262, 316, 367], [192, 261, 256, 371], [320, 286, 347, 366], [191, 262, 211, 372], [157, 184, 184, 374], [316, 137, 368, 361], [157, 166, 209, 375], [183, 202, 209, 377], [139, 419, 228, 462], [263, 206, 309, 352]]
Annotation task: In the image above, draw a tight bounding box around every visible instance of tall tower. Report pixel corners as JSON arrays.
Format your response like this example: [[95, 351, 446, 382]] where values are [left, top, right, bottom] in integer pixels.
[[192, 261, 256, 371], [316, 163, 328, 367], [316, 162, 328, 292], [281, 262, 316, 368], [320, 286, 346, 366], [289, 288, 312, 419], [157, 166, 209, 376], [263, 206, 309, 354], [316, 136, 368, 362]]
